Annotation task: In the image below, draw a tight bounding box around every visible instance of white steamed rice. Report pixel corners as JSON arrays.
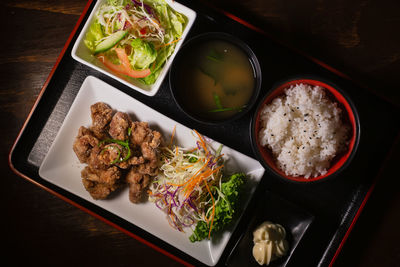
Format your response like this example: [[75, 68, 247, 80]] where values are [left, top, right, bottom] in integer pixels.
[[259, 83, 349, 178]]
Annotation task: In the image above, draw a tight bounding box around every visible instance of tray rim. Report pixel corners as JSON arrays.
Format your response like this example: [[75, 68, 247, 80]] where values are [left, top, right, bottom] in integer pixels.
[[7, 0, 400, 266]]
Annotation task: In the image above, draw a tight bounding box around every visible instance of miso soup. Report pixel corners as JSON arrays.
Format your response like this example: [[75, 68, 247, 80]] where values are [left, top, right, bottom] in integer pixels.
[[176, 39, 256, 121]]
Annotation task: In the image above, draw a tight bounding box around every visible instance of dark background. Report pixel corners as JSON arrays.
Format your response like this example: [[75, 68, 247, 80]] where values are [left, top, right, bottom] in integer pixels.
[[2, 0, 399, 266]]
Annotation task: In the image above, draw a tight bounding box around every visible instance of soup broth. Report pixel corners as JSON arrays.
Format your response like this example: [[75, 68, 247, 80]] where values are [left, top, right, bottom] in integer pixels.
[[177, 40, 255, 120]]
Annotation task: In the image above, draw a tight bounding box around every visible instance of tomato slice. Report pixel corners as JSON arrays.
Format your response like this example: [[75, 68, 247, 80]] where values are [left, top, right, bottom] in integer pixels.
[[97, 48, 151, 79], [115, 48, 151, 78], [97, 54, 126, 74]]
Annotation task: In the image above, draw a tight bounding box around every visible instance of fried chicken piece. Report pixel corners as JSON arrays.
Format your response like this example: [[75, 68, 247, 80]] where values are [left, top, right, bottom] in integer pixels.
[[82, 179, 119, 200], [136, 162, 158, 176], [81, 165, 121, 184], [117, 155, 145, 169], [86, 145, 106, 170], [81, 166, 122, 200], [149, 130, 163, 148], [109, 112, 132, 141], [127, 155, 145, 165], [73, 126, 99, 164], [125, 122, 162, 202], [129, 121, 152, 146], [129, 121, 163, 147], [81, 179, 111, 200], [90, 102, 113, 139], [126, 168, 150, 203], [141, 142, 156, 161], [141, 142, 158, 168], [87, 142, 132, 170]]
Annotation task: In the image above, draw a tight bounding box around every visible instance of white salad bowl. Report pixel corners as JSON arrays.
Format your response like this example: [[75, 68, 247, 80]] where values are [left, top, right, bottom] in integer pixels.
[[71, 0, 196, 96]]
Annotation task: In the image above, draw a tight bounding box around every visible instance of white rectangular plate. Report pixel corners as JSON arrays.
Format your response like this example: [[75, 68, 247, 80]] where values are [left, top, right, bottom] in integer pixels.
[[71, 0, 196, 96], [39, 76, 265, 266]]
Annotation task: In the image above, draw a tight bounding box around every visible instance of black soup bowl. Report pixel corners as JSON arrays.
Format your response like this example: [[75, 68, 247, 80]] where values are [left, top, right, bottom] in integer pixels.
[[169, 32, 262, 124]]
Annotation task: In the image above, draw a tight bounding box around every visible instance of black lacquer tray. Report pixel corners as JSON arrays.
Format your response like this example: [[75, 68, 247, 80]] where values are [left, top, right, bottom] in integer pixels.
[[9, 0, 400, 266]]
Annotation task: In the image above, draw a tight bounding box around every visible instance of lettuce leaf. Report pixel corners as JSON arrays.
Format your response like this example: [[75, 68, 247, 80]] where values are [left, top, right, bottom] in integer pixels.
[[189, 173, 246, 242], [107, 0, 129, 6], [138, 45, 168, 84], [169, 7, 187, 37], [84, 20, 104, 52], [128, 38, 157, 69]]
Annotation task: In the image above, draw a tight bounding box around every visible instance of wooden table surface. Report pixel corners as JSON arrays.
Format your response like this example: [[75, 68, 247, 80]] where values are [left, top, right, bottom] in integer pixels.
[[3, 0, 400, 266]]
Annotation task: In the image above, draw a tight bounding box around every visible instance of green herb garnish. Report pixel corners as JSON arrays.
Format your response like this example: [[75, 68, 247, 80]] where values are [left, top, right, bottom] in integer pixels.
[[100, 145, 121, 164], [208, 105, 246, 113], [199, 66, 218, 85], [206, 49, 224, 62], [99, 138, 131, 164], [213, 92, 223, 109]]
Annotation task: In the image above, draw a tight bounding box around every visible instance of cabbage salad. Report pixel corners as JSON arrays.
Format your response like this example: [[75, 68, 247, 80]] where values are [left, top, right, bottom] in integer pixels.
[[148, 129, 245, 242], [84, 0, 187, 84]]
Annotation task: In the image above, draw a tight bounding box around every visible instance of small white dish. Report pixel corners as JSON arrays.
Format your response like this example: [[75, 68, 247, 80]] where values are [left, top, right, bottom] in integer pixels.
[[39, 76, 265, 266], [71, 0, 196, 96]]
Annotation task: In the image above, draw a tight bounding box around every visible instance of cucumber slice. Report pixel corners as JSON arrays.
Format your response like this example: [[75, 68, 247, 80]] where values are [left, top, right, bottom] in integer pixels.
[[94, 30, 128, 54]]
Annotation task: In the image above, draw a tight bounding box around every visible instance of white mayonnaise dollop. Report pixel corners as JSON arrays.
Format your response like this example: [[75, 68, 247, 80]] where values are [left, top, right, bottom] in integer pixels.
[[252, 221, 289, 265]]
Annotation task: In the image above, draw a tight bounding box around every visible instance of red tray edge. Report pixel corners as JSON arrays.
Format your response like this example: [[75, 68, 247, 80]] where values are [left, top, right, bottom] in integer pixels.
[[7, 0, 400, 266]]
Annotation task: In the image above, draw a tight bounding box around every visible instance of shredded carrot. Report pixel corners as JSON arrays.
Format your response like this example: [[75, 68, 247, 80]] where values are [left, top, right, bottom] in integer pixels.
[[175, 146, 179, 156], [169, 125, 176, 147], [184, 171, 208, 197], [183, 166, 211, 196], [152, 18, 160, 26], [184, 164, 195, 169], [203, 212, 209, 224], [180, 164, 194, 170], [168, 214, 180, 231], [166, 179, 190, 188], [187, 147, 197, 153], [159, 38, 181, 49], [214, 154, 224, 162], [204, 180, 215, 239], [167, 217, 175, 228], [193, 129, 208, 154], [167, 157, 211, 187], [183, 164, 223, 199]]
